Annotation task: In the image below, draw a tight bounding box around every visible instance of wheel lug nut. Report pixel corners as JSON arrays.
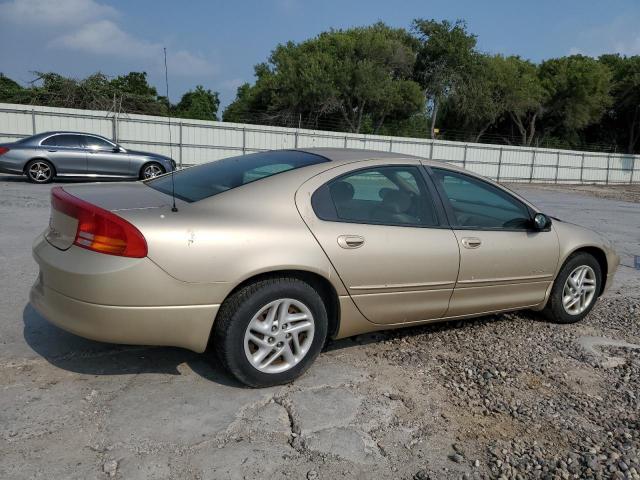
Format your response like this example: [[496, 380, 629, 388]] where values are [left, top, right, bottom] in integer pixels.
[[286, 333, 291, 339], [271, 326, 277, 332], [268, 337, 275, 344], [277, 342, 283, 347]]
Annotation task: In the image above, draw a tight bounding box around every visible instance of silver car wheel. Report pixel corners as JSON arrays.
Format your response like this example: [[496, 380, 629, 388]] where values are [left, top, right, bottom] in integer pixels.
[[562, 265, 597, 315], [142, 164, 163, 179], [28, 161, 52, 182], [243, 298, 315, 374]]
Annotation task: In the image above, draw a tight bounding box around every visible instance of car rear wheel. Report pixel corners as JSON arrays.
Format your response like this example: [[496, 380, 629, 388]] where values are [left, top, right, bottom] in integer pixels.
[[26, 159, 55, 183], [212, 277, 328, 387], [542, 252, 602, 324], [140, 162, 165, 180]]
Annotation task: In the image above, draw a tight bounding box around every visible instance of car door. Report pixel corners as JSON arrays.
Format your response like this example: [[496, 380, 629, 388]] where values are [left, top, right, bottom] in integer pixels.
[[40, 134, 87, 175], [83, 135, 131, 177], [296, 160, 460, 325], [428, 167, 559, 317]]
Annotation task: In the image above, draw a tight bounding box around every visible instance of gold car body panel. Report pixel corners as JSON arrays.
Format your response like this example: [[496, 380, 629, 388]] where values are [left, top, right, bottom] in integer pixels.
[[295, 158, 460, 325], [446, 229, 560, 316]]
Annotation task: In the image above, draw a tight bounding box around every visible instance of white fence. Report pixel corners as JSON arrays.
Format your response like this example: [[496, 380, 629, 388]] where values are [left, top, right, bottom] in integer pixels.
[[1, 103, 638, 184]]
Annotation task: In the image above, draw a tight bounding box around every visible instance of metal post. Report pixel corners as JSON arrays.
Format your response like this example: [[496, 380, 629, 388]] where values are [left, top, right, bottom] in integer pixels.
[[31, 109, 36, 134], [294, 130, 299, 149], [496, 147, 503, 182], [429, 141, 434, 160], [554, 151, 560, 184], [462, 144, 468, 169], [111, 115, 117, 142], [605, 154, 611, 185], [529, 150, 536, 183], [389, 139, 393, 152], [631, 156, 636, 185], [579, 153, 585, 183], [242, 127, 246, 155], [344, 135, 348, 149], [178, 122, 183, 168]]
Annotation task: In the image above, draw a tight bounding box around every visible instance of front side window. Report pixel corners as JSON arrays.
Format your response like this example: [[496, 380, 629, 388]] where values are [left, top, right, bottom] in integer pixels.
[[84, 136, 115, 150], [41, 134, 82, 148], [147, 150, 328, 202], [312, 166, 438, 227], [432, 168, 531, 229]]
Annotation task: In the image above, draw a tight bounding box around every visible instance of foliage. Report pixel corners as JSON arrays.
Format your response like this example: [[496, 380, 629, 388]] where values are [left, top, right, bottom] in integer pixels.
[[411, 19, 478, 138], [223, 23, 424, 133], [173, 85, 220, 121], [0, 71, 220, 120]]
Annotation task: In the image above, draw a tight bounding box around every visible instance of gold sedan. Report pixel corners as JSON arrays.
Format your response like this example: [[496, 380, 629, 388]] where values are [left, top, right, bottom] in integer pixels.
[[30, 149, 619, 387]]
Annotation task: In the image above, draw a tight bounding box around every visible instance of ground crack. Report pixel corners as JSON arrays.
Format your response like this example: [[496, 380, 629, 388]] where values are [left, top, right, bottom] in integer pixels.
[[273, 395, 303, 452]]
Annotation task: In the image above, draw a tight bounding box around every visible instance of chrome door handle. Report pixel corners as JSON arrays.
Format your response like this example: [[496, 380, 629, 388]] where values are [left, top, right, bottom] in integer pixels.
[[461, 237, 482, 249], [337, 235, 365, 249]]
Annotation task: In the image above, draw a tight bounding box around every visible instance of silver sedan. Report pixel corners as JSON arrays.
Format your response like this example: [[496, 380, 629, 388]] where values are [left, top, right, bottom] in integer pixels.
[[0, 131, 176, 183]]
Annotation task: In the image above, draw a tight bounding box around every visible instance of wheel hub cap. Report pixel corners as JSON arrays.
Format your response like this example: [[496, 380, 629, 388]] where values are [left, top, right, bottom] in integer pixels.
[[562, 265, 596, 315], [243, 298, 315, 374]]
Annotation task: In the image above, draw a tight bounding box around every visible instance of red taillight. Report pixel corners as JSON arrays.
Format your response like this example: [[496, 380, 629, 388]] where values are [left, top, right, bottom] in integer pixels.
[[0, 147, 9, 156], [51, 186, 147, 258]]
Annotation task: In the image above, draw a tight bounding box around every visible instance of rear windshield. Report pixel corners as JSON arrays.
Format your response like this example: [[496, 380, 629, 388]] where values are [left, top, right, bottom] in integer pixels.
[[146, 150, 328, 202]]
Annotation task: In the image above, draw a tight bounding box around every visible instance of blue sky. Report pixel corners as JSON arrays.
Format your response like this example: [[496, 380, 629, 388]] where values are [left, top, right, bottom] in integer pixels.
[[1, 0, 640, 110]]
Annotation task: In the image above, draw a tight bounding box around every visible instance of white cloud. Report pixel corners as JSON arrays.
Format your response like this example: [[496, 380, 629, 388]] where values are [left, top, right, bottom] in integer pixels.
[[0, 0, 116, 27], [569, 15, 640, 57], [51, 20, 156, 58], [1, 0, 216, 77]]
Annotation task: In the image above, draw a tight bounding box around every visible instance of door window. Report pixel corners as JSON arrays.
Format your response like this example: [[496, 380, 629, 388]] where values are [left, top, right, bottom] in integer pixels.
[[83, 136, 115, 150], [432, 168, 531, 229], [41, 134, 83, 148], [312, 166, 438, 227]]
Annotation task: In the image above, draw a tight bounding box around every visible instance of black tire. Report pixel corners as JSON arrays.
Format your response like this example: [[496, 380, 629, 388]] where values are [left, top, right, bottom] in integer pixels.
[[542, 252, 602, 324], [25, 159, 55, 184], [139, 162, 165, 180], [212, 277, 328, 387]]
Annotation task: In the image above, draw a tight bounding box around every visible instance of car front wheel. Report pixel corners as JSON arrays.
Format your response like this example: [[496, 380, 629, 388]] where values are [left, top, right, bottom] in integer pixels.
[[213, 277, 328, 387], [543, 252, 602, 324], [140, 162, 165, 180]]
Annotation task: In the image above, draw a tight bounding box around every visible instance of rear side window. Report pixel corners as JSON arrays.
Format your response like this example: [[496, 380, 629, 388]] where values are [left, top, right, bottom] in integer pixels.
[[42, 135, 83, 148], [312, 166, 439, 227], [147, 151, 328, 202], [84, 136, 114, 150]]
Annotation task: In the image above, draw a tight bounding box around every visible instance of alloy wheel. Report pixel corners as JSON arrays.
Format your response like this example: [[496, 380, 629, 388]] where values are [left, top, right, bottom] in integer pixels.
[[562, 265, 597, 315], [143, 164, 163, 179], [243, 298, 315, 374], [28, 161, 52, 182]]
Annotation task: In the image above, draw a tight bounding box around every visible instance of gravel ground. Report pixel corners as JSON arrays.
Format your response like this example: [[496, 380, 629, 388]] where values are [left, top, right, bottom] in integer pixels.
[[0, 176, 639, 480]]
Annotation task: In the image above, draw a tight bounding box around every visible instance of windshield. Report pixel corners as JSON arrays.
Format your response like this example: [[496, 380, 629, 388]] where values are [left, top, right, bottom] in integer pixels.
[[146, 150, 328, 202]]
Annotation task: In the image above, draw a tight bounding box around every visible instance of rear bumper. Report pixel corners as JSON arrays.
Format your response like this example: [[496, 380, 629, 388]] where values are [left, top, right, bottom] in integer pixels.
[[30, 278, 218, 353]]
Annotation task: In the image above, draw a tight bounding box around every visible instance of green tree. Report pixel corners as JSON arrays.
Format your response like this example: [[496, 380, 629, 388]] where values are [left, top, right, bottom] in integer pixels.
[[0, 73, 30, 103], [223, 23, 424, 133], [598, 54, 640, 153], [174, 85, 220, 121], [411, 19, 478, 138], [539, 55, 611, 144]]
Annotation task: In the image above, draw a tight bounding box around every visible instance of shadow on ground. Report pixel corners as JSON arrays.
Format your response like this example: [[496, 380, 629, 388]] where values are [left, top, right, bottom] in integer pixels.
[[22, 303, 244, 388], [23, 301, 547, 386]]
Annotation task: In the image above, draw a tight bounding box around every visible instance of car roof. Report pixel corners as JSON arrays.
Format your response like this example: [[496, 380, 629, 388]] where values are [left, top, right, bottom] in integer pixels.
[[296, 147, 455, 169]]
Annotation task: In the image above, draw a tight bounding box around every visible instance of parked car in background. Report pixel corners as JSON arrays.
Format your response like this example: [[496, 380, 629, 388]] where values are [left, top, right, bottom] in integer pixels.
[[0, 131, 176, 183], [30, 148, 619, 387]]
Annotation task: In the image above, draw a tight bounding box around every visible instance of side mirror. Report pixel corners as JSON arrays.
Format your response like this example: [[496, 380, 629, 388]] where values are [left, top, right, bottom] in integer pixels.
[[533, 213, 551, 231], [112, 146, 121, 152]]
